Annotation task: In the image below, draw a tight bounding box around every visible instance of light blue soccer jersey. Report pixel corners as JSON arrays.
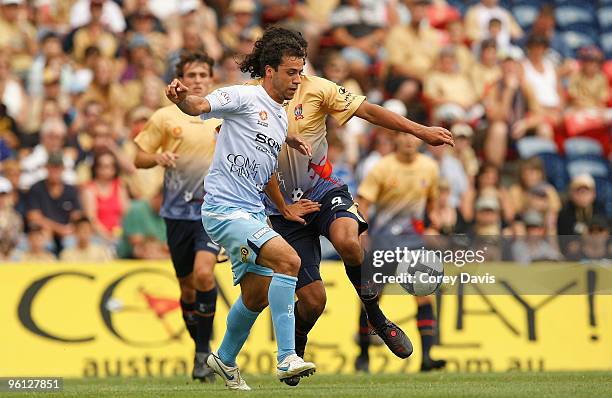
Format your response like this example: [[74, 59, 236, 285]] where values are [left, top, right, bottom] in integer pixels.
[[201, 85, 288, 213]]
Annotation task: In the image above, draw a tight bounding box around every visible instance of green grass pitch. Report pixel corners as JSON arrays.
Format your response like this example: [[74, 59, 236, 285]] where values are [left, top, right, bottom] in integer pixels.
[[6, 372, 612, 398]]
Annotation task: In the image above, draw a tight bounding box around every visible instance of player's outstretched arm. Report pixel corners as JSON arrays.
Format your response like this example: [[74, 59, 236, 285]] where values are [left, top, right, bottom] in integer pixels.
[[165, 79, 211, 116], [353, 101, 455, 147], [134, 145, 178, 169]]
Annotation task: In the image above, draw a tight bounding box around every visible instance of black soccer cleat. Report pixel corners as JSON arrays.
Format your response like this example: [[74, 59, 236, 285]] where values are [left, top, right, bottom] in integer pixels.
[[280, 368, 316, 387], [354, 355, 370, 373], [192, 353, 216, 383], [282, 376, 300, 387], [420, 358, 447, 372], [372, 320, 413, 359]]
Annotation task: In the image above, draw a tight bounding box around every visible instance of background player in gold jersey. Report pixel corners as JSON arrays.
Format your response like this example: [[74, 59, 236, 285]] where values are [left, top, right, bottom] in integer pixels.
[[355, 134, 446, 371], [357, 132, 447, 372], [133, 51, 221, 382], [252, 28, 454, 377]]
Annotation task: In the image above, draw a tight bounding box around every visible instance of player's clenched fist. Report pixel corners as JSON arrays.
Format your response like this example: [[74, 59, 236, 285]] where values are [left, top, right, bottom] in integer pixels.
[[155, 151, 179, 168], [165, 79, 189, 104]]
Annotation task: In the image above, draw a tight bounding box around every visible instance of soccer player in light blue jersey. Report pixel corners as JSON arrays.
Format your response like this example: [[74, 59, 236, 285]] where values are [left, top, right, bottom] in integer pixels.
[[165, 33, 319, 390]]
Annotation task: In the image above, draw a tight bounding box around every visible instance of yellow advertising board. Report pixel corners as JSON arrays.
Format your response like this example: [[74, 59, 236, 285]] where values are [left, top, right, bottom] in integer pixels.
[[1, 261, 611, 377]]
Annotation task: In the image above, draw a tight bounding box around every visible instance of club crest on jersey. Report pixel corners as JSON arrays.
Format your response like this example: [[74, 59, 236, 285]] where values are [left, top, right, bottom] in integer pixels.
[[171, 126, 182, 137], [240, 246, 249, 263], [294, 104, 304, 120], [257, 110, 269, 127]]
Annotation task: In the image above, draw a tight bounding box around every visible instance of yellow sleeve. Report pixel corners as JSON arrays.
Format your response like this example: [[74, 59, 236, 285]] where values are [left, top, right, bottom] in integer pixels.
[[427, 162, 440, 202], [567, 75, 580, 101], [523, 83, 541, 113], [358, 162, 384, 203], [423, 74, 441, 100], [134, 110, 164, 153], [598, 75, 610, 104], [319, 77, 366, 126], [508, 12, 524, 39], [385, 27, 406, 67], [464, 7, 480, 42]]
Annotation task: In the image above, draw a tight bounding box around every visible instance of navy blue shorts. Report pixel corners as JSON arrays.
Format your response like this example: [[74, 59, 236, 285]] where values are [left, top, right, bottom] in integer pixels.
[[269, 185, 368, 290], [164, 218, 221, 278]]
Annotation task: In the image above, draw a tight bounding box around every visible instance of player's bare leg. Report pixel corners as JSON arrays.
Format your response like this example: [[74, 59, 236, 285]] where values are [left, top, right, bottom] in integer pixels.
[[329, 217, 413, 359], [281, 281, 327, 387], [294, 281, 327, 358]]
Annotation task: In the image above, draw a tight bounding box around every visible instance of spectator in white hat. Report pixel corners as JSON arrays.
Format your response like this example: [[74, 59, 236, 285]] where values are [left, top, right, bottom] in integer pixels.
[[19, 118, 77, 190], [558, 174, 606, 236], [512, 209, 562, 265]]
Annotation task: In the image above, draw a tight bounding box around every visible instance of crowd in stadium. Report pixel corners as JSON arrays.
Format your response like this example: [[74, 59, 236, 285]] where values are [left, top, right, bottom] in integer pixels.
[[0, 0, 610, 265]]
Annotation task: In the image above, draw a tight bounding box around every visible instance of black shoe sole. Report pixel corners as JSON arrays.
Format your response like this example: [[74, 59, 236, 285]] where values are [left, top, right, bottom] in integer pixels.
[[378, 327, 413, 359], [280, 368, 316, 387], [354, 357, 370, 373], [420, 360, 447, 372]]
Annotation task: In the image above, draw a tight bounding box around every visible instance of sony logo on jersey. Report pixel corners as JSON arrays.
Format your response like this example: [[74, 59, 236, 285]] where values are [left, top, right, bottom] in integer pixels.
[[252, 226, 272, 240], [255, 133, 281, 154]]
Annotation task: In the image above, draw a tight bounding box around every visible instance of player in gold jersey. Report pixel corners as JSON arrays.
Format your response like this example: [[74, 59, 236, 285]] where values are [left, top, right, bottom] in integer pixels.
[[357, 133, 446, 372], [251, 28, 454, 380], [134, 51, 221, 382]]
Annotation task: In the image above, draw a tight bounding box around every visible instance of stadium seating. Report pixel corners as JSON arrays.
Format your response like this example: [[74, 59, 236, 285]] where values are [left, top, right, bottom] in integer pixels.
[[554, 0, 597, 7], [564, 137, 603, 158], [564, 137, 604, 159], [446, 0, 466, 15], [512, 0, 546, 6], [601, 32, 612, 58], [516, 136, 559, 159], [598, 7, 612, 31], [607, 181, 612, 217], [512, 5, 540, 31], [517, 137, 569, 192], [555, 6, 597, 30], [562, 31, 598, 57]]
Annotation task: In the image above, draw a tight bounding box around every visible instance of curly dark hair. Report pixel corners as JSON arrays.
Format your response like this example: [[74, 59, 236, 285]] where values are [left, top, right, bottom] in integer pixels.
[[239, 26, 307, 79], [175, 50, 215, 78]]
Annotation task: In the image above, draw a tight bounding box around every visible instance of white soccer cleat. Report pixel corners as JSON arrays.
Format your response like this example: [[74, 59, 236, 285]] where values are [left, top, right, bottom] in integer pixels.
[[276, 354, 316, 382], [206, 352, 251, 391]]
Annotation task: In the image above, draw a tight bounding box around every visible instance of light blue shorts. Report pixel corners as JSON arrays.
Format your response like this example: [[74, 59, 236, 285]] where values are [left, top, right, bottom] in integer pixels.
[[202, 203, 279, 285]]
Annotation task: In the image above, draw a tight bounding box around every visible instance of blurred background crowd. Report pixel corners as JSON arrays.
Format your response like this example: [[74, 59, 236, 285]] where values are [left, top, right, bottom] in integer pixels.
[[0, 0, 610, 265]]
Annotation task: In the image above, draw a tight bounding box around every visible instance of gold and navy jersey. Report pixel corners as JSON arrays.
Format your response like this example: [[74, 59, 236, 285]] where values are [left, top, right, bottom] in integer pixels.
[[260, 75, 366, 213], [135, 105, 220, 220], [358, 153, 439, 235]]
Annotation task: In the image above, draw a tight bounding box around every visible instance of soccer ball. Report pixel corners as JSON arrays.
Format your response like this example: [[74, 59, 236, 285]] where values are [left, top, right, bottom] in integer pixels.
[[291, 188, 304, 202], [396, 251, 444, 296]]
